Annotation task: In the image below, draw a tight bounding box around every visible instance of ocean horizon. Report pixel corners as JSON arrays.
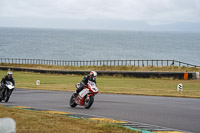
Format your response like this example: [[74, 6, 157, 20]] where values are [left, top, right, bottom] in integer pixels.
[[0, 27, 199, 66]]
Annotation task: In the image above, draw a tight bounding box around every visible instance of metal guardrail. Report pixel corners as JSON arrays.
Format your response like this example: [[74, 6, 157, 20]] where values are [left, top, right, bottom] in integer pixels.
[[0, 58, 199, 67]]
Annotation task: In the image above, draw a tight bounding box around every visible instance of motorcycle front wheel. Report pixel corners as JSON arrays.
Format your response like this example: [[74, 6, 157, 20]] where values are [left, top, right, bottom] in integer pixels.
[[0, 89, 5, 102], [84, 95, 94, 109], [5, 89, 12, 102], [69, 93, 77, 108], [0, 92, 2, 102]]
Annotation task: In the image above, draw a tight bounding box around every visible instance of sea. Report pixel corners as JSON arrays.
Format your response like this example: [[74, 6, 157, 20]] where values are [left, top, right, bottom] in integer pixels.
[[0, 27, 200, 66]]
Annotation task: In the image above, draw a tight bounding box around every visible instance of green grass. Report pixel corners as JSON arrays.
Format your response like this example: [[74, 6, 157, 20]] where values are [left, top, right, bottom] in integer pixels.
[[0, 70, 199, 98], [0, 106, 138, 133], [0, 67, 199, 132]]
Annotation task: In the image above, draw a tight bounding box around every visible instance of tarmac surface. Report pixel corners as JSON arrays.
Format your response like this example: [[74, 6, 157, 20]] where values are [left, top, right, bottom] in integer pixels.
[[1, 88, 200, 133]]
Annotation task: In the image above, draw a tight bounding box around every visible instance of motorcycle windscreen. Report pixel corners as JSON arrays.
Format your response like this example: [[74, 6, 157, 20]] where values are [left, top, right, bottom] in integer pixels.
[[88, 81, 98, 93]]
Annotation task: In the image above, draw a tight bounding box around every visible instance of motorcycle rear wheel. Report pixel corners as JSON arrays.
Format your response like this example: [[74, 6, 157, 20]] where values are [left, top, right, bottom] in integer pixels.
[[69, 93, 77, 108], [84, 95, 94, 109]]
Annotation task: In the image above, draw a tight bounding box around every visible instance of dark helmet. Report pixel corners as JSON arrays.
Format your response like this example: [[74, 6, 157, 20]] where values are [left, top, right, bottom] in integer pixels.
[[90, 71, 97, 81]]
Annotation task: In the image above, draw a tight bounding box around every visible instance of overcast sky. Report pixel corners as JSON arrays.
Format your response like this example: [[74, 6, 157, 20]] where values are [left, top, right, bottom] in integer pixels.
[[0, 0, 200, 31]]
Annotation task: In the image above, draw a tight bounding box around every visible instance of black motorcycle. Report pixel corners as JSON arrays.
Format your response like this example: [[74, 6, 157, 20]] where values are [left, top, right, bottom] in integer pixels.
[[0, 81, 15, 102]]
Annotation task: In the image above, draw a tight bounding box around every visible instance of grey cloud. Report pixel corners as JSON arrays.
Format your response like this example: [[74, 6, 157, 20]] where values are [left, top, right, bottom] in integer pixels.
[[0, 0, 200, 26]]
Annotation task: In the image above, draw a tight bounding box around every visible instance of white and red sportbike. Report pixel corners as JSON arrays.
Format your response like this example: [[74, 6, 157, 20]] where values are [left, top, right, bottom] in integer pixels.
[[70, 81, 98, 109]]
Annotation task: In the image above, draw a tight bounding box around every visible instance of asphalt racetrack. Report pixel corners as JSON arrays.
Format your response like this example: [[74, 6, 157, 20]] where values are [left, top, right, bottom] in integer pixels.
[[1, 88, 200, 133]]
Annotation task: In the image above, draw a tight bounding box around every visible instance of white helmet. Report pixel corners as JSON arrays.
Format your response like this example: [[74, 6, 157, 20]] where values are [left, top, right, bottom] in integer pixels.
[[90, 71, 97, 80], [7, 71, 13, 75]]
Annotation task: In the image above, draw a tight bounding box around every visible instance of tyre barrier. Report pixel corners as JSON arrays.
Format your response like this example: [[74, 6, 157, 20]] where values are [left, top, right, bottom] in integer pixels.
[[0, 66, 199, 80]]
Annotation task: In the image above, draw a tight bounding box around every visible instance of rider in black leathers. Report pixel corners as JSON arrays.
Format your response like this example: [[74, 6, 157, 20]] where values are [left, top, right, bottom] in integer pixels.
[[0, 71, 15, 92], [75, 71, 97, 96]]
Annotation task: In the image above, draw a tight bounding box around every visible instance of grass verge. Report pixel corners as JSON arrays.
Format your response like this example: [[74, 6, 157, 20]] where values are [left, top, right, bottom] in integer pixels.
[[1, 63, 200, 72], [0, 105, 138, 133], [0, 70, 199, 98]]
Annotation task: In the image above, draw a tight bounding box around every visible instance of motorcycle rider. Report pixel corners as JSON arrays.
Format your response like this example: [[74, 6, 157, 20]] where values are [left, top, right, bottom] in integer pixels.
[[0, 71, 15, 92], [75, 71, 97, 96]]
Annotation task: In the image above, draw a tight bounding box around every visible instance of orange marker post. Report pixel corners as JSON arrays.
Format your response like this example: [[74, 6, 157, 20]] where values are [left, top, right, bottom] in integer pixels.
[[184, 73, 188, 80]]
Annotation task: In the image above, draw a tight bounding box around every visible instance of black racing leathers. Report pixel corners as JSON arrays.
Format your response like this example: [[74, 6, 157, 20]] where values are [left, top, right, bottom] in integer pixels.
[[76, 75, 96, 94]]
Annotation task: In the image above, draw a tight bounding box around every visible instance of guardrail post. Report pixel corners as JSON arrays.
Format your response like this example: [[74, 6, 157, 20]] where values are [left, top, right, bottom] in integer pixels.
[[171, 60, 174, 66]]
